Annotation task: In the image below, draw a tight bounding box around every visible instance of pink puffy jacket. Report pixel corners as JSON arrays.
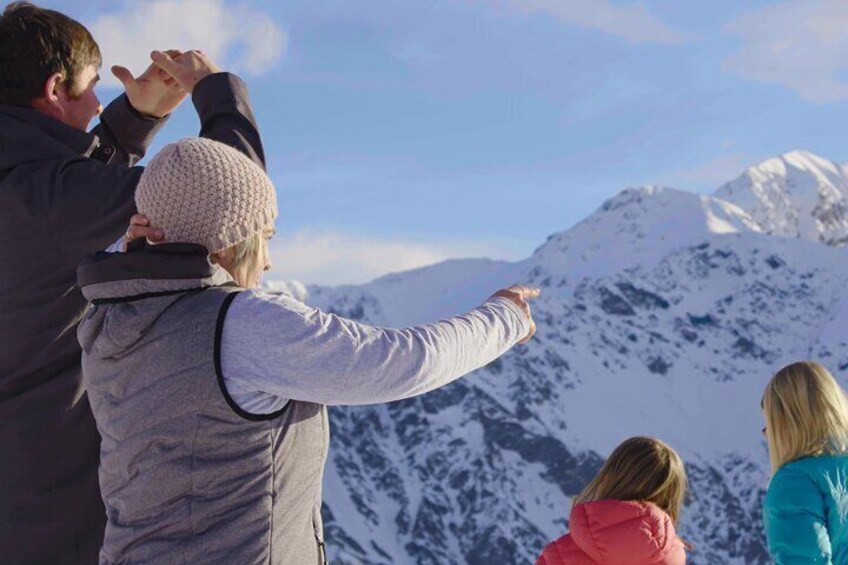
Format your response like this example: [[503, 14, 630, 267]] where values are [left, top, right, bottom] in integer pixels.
[[536, 500, 686, 565]]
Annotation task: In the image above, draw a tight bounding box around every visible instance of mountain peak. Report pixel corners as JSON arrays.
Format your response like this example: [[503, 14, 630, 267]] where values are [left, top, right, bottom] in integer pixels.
[[714, 150, 848, 245], [781, 148, 828, 164], [747, 149, 841, 180], [531, 185, 758, 281]]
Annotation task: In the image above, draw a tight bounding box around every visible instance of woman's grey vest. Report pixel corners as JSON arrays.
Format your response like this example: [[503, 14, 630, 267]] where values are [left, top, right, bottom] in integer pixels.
[[80, 286, 329, 564]]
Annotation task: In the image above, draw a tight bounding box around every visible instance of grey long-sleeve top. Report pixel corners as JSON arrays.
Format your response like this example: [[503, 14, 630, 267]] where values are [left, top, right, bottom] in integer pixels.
[[220, 291, 531, 412]]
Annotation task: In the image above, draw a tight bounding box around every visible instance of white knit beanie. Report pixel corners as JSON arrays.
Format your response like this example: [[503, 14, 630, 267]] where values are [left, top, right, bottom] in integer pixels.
[[135, 138, 277, 253]]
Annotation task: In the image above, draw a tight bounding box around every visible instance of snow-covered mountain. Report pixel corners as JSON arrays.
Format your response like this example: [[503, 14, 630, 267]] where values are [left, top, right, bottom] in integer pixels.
[[270, 150, 848, 564], [716, 149, 848, 246]]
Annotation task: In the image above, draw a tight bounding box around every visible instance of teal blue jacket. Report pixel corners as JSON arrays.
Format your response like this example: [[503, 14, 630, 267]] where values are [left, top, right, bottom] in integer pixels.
[[763, 454, 848, 564]]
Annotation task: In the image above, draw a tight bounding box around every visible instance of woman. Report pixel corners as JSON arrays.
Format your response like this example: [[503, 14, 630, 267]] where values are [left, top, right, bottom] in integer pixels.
[[537, 436, 688, 565], [76, 137, 538, 564], [762, 361, 848, 564]]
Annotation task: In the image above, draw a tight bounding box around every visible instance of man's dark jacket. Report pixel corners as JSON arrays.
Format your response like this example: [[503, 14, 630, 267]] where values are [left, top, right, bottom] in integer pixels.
[[0, 73, 266, 564]]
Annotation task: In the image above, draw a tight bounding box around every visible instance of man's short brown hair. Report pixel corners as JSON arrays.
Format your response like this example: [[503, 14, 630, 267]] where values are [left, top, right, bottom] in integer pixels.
[[0, 2, 101, 107]]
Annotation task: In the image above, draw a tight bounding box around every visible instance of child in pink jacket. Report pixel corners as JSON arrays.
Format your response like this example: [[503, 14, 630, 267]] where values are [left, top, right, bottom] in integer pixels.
[[537, 437, 688, 565]]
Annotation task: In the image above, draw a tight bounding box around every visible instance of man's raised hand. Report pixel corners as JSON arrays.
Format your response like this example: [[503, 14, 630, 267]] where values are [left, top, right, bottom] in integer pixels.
[[492, 285, 541, 344], [112, 50, 189, 118], [150, 50, 222, 94]]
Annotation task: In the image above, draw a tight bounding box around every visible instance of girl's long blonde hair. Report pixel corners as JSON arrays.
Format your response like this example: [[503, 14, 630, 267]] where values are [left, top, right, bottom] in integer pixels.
[[762, 361, 848, 472], [573, 436, 687, 524]]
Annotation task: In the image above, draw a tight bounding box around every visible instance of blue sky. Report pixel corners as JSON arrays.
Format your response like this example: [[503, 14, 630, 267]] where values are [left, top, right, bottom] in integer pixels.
[[39, 0, 848, 284]]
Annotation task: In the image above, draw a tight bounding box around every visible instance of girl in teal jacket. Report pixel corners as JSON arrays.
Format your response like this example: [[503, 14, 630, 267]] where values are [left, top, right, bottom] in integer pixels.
[[762, 361, 848, 564]]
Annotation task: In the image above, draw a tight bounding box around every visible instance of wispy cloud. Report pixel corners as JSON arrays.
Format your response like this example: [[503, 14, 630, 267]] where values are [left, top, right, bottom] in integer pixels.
[[87, 0, 286, 88], [509, 0, 686, 44], [267, 229, 520, 286], [658, 151, 765, 192], [725, 0, 848, 103]]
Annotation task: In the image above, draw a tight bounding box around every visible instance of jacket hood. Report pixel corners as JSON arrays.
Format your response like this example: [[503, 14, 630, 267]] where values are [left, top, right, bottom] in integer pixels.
[[557, 500, 686, 565], [0, 104, 98, 172], [76, 242, 233, 358]]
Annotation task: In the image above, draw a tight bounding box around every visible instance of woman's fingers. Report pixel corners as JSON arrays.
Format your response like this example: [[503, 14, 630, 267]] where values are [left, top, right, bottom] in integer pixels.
[[129, 214, 150, 227], [125, 214, 164, 245], [507, 285, 541, 301], [491, 284, 541, 344]]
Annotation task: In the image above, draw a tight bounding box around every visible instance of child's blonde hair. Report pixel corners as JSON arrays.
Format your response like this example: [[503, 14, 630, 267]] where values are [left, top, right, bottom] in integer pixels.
[[573, 436, 687, 524], [762, 361, 848, 472]]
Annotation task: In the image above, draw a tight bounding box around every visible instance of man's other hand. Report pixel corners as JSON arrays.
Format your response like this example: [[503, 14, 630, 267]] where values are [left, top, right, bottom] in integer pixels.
[[150, 50, 222, 94], [113, 49, 189, 118]]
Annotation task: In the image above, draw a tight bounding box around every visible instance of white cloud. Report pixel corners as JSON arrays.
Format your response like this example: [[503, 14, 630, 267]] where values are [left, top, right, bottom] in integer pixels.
[[510, 0, 686, 44], [87, 0, 286, 88], [725, 0, 848, 103], [266, 229, 520, 286]]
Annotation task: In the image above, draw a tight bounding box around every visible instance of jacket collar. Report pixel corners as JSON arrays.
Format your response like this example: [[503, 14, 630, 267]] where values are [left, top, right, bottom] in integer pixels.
[[77, 242, 235, 303], [0, 103, 99, 158]]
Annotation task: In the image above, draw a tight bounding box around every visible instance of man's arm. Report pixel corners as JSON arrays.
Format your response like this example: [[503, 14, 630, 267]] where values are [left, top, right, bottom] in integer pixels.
[[92, 52, 191, 167], [92, 95, 168, 167], [192, 73, 265, 169], [58, 54, 265, 249]]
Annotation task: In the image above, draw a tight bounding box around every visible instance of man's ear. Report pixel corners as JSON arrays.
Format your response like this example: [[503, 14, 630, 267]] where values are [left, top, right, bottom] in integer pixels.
[[31, 72, 67, 118]]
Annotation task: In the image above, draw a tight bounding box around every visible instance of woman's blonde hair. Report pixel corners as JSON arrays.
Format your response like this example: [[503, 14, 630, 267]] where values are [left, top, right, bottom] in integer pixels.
[[762, 361, 848, 472], [573, 436, 687, 524], [210, 231, 267, 287], [231, 231, 265, 272]]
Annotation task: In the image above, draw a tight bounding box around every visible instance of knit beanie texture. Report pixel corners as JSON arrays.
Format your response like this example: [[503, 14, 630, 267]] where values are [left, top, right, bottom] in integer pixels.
[[135, 138, 277, 254]]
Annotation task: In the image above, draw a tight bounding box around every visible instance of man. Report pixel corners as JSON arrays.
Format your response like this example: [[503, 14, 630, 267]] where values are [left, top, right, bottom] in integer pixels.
[[0, 3, 267, 562]]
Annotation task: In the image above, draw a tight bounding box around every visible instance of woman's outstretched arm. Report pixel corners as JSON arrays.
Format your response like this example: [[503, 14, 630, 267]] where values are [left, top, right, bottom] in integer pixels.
[[219, 289, 532, 408]]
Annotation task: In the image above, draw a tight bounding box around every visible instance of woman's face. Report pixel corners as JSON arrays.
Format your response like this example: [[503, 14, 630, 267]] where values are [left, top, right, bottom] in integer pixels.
[[249, 231, 272, 288]]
